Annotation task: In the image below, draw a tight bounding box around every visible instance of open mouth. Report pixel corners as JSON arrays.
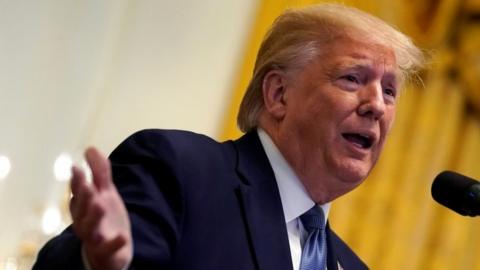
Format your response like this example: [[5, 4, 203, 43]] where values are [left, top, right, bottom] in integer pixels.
[[342, 133, 374, 149]]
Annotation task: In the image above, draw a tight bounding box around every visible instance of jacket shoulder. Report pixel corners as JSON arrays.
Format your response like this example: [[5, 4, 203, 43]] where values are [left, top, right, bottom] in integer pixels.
[[109, 129, 237, 185], [110, 129, 228, 161]]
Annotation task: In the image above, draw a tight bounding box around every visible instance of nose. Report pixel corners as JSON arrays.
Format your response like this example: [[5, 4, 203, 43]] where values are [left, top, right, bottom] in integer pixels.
[[357, 83, 385, 120]]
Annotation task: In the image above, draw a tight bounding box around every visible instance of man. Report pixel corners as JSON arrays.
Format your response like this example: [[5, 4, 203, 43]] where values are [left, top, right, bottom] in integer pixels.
[[34, 3, 424, 270]]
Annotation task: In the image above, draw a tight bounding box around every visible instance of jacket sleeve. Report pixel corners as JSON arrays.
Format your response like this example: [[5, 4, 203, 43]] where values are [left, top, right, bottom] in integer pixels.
[[32, 129, 185, 269], [32, 226, 85, 270]]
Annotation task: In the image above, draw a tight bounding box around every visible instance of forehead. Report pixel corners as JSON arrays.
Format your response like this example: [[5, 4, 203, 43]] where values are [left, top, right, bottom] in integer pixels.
[[319, 36, 399, 79]]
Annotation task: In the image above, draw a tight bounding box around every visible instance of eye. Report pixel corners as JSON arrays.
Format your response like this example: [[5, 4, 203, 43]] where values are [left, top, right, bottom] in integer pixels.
[[384, 88, 397, 98], [342, 74, 360, 84]]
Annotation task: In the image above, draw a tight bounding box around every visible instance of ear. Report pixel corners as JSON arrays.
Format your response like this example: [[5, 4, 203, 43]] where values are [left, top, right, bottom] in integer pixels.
[[262, 69, 289, 120]]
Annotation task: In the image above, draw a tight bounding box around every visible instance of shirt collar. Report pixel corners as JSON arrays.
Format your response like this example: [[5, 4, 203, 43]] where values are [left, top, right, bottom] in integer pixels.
[[257, 128, 330, 224]]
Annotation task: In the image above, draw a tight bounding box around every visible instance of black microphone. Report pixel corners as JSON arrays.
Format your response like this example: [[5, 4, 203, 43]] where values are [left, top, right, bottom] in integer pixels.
[[431, 171, 480, 217]]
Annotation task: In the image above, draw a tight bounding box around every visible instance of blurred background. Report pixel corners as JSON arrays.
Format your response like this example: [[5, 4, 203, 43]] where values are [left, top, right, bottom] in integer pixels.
[[0, 0, 479, 269]]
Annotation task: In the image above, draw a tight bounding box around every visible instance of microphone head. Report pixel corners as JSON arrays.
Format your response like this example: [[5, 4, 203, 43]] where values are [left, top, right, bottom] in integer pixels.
[[431, 171, 480, 217]]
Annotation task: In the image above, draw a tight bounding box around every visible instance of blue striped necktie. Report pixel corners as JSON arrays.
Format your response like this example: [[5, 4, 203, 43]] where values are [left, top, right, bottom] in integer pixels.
[[299, 206, 327, 270]]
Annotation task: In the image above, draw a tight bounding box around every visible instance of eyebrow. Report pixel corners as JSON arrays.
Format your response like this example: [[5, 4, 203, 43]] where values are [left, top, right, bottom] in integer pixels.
[[348, 52, 370, 59], [330, 58, 399, 85]]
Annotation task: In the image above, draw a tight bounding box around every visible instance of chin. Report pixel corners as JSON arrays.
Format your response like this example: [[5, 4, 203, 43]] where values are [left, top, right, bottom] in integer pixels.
[[335, 161, 371, 186]]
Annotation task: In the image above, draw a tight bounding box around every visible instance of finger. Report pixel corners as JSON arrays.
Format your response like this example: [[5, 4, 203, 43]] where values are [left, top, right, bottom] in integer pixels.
[[70, 165, 87, 196], [78, 202, 106, 245], [94, 233, 128, 258], [70, 180, 95, 227], [84, 234, 129, 270], [85, 147, 113, 191], [69, 196, 77, 216]]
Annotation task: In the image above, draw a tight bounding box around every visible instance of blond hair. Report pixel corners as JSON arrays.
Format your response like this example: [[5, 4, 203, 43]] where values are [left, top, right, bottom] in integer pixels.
[[237, 3, 424, 132]]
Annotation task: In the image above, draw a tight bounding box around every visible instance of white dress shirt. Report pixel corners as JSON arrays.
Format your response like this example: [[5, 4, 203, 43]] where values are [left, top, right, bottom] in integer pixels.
[[257, 128, 330, 270]]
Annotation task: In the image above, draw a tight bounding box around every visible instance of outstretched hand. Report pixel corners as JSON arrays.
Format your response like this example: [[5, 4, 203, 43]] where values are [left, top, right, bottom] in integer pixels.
[[69, 147, 132, 270]]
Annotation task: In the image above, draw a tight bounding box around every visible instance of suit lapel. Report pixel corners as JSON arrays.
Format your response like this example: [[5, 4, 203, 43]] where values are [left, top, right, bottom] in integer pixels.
[[232, 132, 293, 270], [230, 132, 367, 270], [326, 223, 369, 270], [326, 223, 339, 270]]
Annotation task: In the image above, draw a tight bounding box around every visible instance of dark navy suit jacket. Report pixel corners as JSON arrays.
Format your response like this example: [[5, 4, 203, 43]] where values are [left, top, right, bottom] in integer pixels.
[[33, 129, 368, 270]]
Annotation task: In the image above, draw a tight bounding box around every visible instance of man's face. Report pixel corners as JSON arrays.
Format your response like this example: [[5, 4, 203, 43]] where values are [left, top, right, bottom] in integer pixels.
[[274, 37, 398, 202]]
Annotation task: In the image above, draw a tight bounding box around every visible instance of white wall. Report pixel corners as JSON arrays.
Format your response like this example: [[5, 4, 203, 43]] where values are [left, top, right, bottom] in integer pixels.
[[0, 0, 257, 267]]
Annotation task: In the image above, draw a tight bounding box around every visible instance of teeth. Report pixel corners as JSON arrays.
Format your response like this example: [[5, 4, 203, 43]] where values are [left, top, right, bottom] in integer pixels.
[[359, 134, 370, 142]]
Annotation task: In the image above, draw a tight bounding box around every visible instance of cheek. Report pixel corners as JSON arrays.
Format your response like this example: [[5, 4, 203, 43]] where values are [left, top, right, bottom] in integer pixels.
[[386, 106, 396, 128]]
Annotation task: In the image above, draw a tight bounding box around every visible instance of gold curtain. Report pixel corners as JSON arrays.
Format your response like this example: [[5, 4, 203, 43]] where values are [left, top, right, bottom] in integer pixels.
[[219, 0, 480, 269]]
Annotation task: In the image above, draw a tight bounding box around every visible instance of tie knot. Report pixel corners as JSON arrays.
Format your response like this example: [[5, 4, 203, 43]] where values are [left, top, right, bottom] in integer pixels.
[[300, 206, 325, 231]]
